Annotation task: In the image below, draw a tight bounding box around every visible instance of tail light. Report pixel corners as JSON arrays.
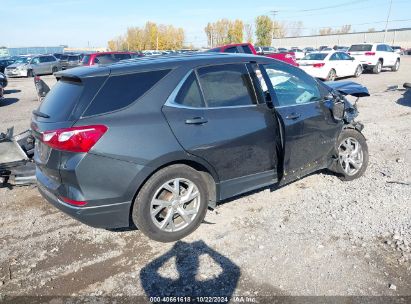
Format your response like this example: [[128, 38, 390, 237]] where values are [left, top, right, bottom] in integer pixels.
[[365, 52, 375, 56], [41, 125, 108, 153], [313, 63, 325, 68], [61, 196, 88, 207]]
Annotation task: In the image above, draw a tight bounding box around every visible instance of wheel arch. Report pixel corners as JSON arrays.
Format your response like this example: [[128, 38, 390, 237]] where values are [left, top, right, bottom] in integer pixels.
[[127, 156, 219, 227]]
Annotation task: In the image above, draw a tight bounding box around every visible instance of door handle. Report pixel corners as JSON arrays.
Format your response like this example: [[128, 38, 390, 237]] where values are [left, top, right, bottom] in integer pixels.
[[285, 113, 301, 120], [185, 117, 208, 125]]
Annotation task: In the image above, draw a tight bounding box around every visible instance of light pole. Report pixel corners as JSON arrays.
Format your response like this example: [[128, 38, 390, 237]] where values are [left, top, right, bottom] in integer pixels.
[[383, 0, 393, 43], [270, 10, 279, 46]]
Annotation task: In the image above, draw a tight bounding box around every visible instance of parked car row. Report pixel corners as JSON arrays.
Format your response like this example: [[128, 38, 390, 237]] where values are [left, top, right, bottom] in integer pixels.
[[208, 43, 298, 66], [5, 55, 60, 77]]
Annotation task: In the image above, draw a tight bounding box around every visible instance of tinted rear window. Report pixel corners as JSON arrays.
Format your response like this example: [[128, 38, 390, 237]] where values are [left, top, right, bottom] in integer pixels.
[[175, 72, 205, 108], [38, 80, 83, 122], [349, 44, 372, 52], [84, 69, 171, 116], [302, 53, 328, 60], [81, 55, 91, 64]]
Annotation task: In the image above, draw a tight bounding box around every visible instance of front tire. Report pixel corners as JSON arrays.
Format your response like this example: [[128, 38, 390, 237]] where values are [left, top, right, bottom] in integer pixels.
[[391, 59, 400, 72], [335, 129, 368, 181], [27, 69, 33, 77], [132, 164, 209, 242], [52, 66, 58, 74]]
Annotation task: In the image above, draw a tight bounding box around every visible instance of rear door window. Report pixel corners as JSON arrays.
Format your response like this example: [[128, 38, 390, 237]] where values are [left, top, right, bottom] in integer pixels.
[[84, 69, 171, 116], [113, 53, 131, 60], [377, 45, 384, 51], [242, 45, 253, 54], [197, 64, 257, 107], [224, 47, 239, 53]]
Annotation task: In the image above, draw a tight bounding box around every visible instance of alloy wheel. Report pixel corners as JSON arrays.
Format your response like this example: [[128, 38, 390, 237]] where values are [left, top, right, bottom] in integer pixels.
[[150, 178, 201, 232], [338, 137, 364, 176], [355, 66, 362, 77], [328, 70, 336, 81]]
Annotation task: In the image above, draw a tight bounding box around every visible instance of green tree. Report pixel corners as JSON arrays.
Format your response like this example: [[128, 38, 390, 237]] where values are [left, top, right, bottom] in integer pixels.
[[107, 22, 185, 51], [255, 15, 273, 46]]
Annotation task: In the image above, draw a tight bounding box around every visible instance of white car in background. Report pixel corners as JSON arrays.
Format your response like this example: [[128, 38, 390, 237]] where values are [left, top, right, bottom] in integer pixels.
[[290, 48, 305, 60], [299, 51, 363, 81], [348, 43, 400, 74]]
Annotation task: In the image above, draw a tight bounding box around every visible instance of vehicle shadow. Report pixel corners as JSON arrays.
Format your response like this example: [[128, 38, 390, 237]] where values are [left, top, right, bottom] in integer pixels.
[[4, 89, 21, 94], [140, 240, 240, 297], [396, 89, 411, 107], [0, 98, 19, 106]]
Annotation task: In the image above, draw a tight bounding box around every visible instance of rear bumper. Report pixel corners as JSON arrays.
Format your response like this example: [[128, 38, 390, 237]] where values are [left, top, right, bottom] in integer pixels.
[[299, 67, 328, 80], [38, 183, 132, 229]]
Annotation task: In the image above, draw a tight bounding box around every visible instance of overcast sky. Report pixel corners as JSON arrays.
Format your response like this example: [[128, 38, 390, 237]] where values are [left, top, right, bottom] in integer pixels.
[[2, 0, 410, 48]]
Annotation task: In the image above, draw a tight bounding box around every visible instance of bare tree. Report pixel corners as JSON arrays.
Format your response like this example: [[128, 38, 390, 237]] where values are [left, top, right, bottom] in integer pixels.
[[244, 23, 253, 43], [287, 21, 304, 37]]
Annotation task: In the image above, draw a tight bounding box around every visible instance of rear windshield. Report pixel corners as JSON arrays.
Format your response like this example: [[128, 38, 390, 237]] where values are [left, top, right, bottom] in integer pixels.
[[81, 55, 91, 64], [84, 69, 171, 116], [60, 55, 68, 60], [94, 54, 115, 64], [37, 80, 84, 122], [68, 56, 79, 61], [349, 44, 372, 52], [301, 53, 328, 60]]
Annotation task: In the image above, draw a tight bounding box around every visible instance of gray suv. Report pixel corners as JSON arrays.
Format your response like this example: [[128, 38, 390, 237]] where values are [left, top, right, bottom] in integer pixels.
[[5, 55, 60, 77], [32, 53, 369, 242]]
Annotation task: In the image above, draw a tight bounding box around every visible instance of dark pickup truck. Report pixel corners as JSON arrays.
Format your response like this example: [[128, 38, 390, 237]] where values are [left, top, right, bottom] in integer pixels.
[[208, 42, 298, 66]]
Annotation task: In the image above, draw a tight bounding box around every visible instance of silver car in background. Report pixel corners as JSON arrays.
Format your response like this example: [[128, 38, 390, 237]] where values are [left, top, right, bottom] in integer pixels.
[[5, 55, 60, 77]]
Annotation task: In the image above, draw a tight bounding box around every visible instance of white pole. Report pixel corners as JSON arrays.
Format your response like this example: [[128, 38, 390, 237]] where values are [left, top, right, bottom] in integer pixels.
[[384, 0, 393, 43]]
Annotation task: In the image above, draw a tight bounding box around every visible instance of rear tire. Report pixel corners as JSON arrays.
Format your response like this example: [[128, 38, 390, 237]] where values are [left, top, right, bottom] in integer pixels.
[[52, 66, 58, 74], [334, 129, 368, 181], [326, 69, 337, 81], [27, 70, 33, 78], [132, 164, 209, 242], [372, 61, 382, 74], [391, 59, 400, 72]]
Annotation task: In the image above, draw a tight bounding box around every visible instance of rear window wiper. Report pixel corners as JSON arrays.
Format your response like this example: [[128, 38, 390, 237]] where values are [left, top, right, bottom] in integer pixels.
[[32, 110, 50, 119]]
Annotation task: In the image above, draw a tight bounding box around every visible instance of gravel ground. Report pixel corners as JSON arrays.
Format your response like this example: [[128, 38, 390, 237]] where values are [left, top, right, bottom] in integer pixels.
[[0, 59, 410, 301]]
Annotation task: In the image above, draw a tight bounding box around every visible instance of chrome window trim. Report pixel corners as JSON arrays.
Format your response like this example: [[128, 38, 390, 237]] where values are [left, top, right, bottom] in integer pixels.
[[164, 68, 259, 110]]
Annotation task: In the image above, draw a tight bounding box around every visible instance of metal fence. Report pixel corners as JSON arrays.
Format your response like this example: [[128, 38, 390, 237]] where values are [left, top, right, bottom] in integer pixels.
[[273, 28, 411, 49], [1, 46, 64, 57]]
